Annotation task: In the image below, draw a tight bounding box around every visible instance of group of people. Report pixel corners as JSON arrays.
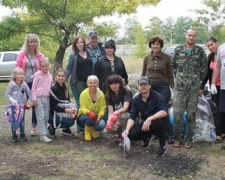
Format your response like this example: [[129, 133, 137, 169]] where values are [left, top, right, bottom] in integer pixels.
[[5, 27, 225, 157]]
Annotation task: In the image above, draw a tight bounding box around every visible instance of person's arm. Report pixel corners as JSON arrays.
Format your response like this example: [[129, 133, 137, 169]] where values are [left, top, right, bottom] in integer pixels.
[[120, 58, 128, 85], [31, 76, 38, 107], [141, 56, 147, 76], [108, 105, 114, 120], [25, 83, 32, 104], [66, 53, 74, 80], [172, 48, 178, 77], [142, 110, 168, 131], [122, 119, 135, 136], [94, 59, 101, 80], [200, 50, 208, 83], [15, 52, 24, 68], [167, 56, 174, 89]]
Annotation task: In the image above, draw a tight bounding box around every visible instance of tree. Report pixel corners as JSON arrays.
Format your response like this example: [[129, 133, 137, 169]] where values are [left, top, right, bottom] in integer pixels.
[[145, 17, 164, 39], [193, 0, 225, 42], [0, 0, 161, 70]]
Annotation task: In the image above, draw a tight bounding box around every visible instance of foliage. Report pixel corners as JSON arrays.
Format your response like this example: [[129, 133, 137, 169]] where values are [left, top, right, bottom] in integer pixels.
[[193, 0, 225, 43], [0, 0, 161, 70]]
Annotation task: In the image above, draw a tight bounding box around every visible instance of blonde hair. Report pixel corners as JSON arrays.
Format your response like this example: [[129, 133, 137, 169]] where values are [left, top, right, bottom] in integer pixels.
[[39, 57, 49, 66], [11, 67, 24, 83], [87, 75, 99, 85], [21, 34, 40, 55]]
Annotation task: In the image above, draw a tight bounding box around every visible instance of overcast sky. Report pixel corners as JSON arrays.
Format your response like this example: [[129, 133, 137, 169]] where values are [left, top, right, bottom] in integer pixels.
[[0, 0, 206, 26]]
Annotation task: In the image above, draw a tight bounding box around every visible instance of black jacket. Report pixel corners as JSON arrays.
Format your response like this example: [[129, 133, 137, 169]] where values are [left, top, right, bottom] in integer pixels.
[[94, 55, 128, 92]]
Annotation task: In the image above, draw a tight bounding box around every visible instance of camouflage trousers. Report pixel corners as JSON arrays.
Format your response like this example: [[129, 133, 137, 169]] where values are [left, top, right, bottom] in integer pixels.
[[173, 87, 199, 142]]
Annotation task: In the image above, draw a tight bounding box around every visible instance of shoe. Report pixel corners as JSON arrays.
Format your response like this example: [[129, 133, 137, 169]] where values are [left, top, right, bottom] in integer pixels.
[[40, 136, 52, 143], [168, 136, 174, 144], [142, 135, 155, 148], [48, 126, 56, 138], [20, 134, 27, 141], [157, 146, 167, 157], [84, 125, 92, 141], [12, 135, 19, 142], [90, 127, 98, 139], [184, 142, 192, 149], [62, 128, 74, 136], [30, 129, 37, 136]]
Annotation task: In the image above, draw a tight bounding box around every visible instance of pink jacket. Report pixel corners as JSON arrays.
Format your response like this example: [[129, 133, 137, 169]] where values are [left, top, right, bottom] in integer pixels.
[[16, 51, 45, 71], [31, 70, 53, 101]]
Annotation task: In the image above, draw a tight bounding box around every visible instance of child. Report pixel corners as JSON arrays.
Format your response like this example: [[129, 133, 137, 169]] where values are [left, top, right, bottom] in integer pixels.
[[32, 58, 53, 143], [6, 67, 32, 142]]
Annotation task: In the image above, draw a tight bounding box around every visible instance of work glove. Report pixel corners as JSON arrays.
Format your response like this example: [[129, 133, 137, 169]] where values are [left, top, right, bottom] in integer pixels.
[[88, 111, 96, 120], [113, 110, 120, 117], [210, 84, 217, 95]]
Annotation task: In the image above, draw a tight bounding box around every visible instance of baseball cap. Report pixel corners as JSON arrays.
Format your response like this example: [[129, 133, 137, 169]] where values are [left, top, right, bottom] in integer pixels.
[[88, 32, 98, 38], [138, 76, 150, 85]]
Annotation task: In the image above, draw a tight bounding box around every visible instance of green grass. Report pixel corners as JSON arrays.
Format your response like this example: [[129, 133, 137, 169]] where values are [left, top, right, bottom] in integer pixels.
[[0, 82, 8, 105]]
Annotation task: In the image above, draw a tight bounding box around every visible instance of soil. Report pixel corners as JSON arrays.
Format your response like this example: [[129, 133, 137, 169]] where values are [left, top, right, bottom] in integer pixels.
[[0, 104, 225, 180]]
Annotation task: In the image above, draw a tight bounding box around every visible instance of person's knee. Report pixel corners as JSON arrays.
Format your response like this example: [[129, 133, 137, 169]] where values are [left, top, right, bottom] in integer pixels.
[[95, 119, 106, 131]]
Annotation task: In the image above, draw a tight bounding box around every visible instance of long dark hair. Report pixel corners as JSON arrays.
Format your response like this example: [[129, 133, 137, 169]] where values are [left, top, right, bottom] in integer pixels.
[[105, 74, 125, 100], [55, 69, 68, 99], [104, 39, 116, 55], [72, 35, 86, 53]]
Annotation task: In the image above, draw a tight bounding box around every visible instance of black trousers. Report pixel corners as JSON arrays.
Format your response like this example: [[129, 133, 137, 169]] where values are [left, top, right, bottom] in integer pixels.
[[128, 118, 166, 147]]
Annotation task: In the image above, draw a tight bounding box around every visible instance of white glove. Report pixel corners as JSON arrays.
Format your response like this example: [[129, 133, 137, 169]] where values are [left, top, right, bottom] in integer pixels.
[[210, 84, 217, 95], [9, 97, 17, 105]]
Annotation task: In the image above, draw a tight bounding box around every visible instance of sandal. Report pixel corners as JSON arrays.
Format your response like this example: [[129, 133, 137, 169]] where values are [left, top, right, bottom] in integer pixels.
[[184, 142, 192, 149], [173, 141, 180, 148]]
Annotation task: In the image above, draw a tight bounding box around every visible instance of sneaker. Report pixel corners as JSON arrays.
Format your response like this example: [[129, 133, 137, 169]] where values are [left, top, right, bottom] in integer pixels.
[[40, 136, 52, 143], [20, 134, 27, 141], [168, 136, 174, 144], [142, 135, 155, 148], [48, 126, 56, 138], [62, 128, 74, 136], [30, 129, 37, 136], [157, 146, 167, 157], [12, 135, 19, 142]]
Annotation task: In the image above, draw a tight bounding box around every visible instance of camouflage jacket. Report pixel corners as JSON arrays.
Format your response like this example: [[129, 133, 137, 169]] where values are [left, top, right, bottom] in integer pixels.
[[172, 44, 207, 86]]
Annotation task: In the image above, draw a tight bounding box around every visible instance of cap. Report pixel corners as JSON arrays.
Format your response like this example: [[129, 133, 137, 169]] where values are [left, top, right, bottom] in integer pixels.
[[138, 76, 150, 85], [88, 32, 98, 38]]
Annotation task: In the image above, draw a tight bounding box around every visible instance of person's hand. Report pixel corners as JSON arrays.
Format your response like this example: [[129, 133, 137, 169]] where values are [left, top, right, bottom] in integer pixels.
[[142, 119, 151, 131], [9, 97, 17, 105], [96, 115, 101, 124], [88, 111, 96, 120], [113, 110, 120, 117], [122, 130, 129, 137], [33, 101, 38, 107], [199, 89, 204, 96], [210, 84, 217, 95]]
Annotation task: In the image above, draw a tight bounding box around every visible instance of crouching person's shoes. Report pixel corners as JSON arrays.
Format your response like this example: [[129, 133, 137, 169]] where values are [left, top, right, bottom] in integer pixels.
[[48, 126, 56, 138], [12, 135, 19, 142], [62, 128, 74, 136], [40, 136, 52, 143], [142, 135, 155, 148], [157, 146, 167, 157]]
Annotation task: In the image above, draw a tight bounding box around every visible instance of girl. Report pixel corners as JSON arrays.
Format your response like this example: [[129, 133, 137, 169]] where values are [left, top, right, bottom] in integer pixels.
[[105, 74, 132, 137], [6, 67, 32, 142], [66, 35, 93, 107], [16, 34, 45, 136], [48, 69, 77, 138], [32, 58, 53, 143]]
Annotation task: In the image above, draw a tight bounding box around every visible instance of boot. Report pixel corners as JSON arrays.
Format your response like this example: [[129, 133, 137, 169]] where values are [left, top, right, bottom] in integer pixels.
[[90, 127, 98, 139], [84, 125, 92, 141]]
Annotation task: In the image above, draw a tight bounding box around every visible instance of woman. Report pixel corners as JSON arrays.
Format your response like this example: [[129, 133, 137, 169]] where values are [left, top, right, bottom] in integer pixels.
[[66, 35, 93, 107], [48, 69, 77, 138], [141, 36, 174, 143], [199, 37, 225, 143], [105, 74, 132, 137], [77, 75, 106, 141], [94, 39, 128, 93], [16, 34, 45, 136]]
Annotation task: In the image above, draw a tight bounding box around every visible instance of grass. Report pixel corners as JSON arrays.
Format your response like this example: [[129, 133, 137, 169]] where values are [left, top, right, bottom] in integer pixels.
[[0, 82, 8, 104]]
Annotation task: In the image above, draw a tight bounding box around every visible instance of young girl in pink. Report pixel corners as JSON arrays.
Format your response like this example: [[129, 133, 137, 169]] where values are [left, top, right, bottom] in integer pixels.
[[32, 58, 53, 143], [6, 67, 32, 142]]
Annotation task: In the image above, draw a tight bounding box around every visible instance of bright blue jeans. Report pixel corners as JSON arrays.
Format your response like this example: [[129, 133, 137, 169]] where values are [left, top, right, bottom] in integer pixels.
[[11, 116, 25, 136], [77, 114, 106, 131]]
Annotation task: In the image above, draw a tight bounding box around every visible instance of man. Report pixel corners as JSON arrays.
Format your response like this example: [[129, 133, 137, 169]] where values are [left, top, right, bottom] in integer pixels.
[[122, 76, 168, 157], [172, 28, 207, 148], [86, 32, 105, 67], [211, 42, 225, 148]]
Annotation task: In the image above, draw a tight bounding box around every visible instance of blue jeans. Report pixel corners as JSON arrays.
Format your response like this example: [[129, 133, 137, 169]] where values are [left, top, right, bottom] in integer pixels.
[[11, 116, 25, 136], [77, 114, 106, 131], [49, 115, 75, 129]]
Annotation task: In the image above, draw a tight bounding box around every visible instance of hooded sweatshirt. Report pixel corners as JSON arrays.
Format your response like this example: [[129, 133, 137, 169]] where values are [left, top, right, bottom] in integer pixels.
[[31, 70, 53, 101]]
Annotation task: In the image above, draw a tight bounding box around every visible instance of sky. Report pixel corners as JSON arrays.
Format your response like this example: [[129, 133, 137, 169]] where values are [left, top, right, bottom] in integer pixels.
[[0, 0, 206, 27]]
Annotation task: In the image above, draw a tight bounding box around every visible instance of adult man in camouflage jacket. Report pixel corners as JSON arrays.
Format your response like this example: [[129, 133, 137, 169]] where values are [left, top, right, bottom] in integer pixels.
[[172, 28, 207, 148]]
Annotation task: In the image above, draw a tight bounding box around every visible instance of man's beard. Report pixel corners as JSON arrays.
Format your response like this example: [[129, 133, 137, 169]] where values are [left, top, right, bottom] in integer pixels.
[[186, 41, 195, 46]]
